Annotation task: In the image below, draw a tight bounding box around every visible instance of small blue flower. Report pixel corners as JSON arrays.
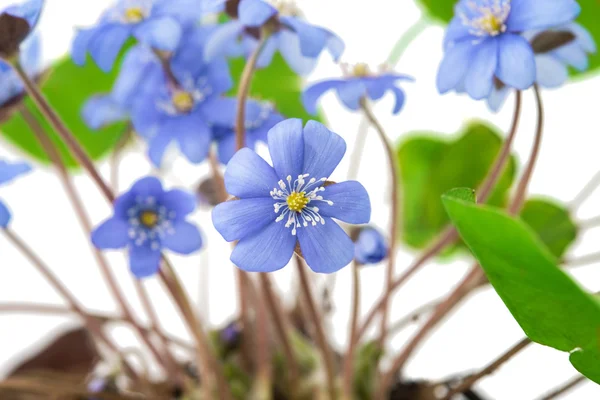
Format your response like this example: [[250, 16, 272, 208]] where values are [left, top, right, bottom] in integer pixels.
[[354, 227, 388, 265], [204, 0, 344, 75], [303, 64, 413, 115], [487, 22, 596, 111], [92, 176, 203, 278], [0, 160, 32, 228], [0, 34, 41, 106], [71, 0, 206, 72], [437, 0, 581, 100], [2, 0, 44, 37], [211, 97, 284, 164], [212, 119, 371, 274]]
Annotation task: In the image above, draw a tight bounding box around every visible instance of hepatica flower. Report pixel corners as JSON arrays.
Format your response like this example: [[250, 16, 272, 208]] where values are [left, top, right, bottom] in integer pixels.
[[303, 63, 413, 115], [0, 160, 32, 227], [211, 97, 284, 164], [205, 0, 344, 75], [212, 119, 371, 273], [0, 34, 41, 106], [354, 226, 388, 265], [72, 0, 205, 72], [92, 176, 203, 278], [0, 0, 43, 58], [437, 0, 581, 100]]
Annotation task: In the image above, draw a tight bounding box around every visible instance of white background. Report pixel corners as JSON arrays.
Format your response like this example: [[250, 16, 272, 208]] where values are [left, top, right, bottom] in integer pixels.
[[0, 0, 600, 399]]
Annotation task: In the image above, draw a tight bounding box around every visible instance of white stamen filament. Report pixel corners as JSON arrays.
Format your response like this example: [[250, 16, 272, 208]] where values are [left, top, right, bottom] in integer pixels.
[[458, 0, 510, 38]]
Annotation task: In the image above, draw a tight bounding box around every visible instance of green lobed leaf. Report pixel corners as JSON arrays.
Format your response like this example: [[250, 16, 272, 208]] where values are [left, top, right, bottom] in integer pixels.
[[397, 121, 516, 250], [0, 57, 127, 167], [443, 192, 600, 383]]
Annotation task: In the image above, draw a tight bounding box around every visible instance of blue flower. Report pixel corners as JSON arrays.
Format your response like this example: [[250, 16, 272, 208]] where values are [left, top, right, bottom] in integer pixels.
[[1, 0, 44, 39], [303, 64, 413, 115], [211, 97, 284, 164], [71, 0, 206, 72], [92, 176, 203, 278], [212, 119, 371, 274], [487, 22, 596, 111], [0, 160, 32, 228], [437, 0, 581, 100], [0, 34, 41, 106], [204, 0, 344, 75], [354, 227, 388, 265]]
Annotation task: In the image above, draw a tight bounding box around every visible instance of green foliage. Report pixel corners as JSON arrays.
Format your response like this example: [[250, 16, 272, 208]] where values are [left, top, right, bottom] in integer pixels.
[[0, 57, 127, 167], [353, 341, 384, 400], [443, 192, 600, 384], [397, 121, 516, 249]]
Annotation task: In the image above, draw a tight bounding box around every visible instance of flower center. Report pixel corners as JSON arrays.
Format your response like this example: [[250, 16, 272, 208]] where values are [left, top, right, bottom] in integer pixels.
[[352, 63, 371, 77], [268, 0, 300, 16], [172, 91, 195, 113], [139, 210, 159, 228], [271, 174, 333, 235], [124, 7, 145, 23], [459, 0, 510, 37]]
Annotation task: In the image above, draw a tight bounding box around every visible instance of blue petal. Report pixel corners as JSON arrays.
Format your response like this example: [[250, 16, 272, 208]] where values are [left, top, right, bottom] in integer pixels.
[[277, 30, 317, 75], [302, 79, 345, 115], [131, 94, 162, 139], [444, 17, 475, 49], [91, 217, 130, 249], [161, 189, 197, 219], [497, 34, 536, 90], [536, 54, 568, 88], [212, 198, 275, 242], [134, 17, 182, 51], [152, 0, 206, 23], [71, 28, 97, 66], [390, 86, 406, 114], [4, 0, 44, 30], [465, 38, 498, 100], [162, 220, 203, 255], [215, 131, 236, 164], [88, 23, 132, 72], [231, 221, 296, 272], [112, 46, 162, 107], [82, 95, 127, 130], [570, 23, 596, 53], [129, 244, 161, 279], [553, 44, 589, 71], [224, 148, 280, 198], [486, 86, 511, 113], [147, 130, 174, 167], [297, 218, 354, 273], [335, 80, 366, 111], [0, 200, 11, 228], [0, 160, 31, 185], [319, 181, 371, 224], [437, 40, 474, 94], [204, 21, 245, 62], [173, 115, 211, 165], [114, 191, 136, 219], [280, 16, 327, 57], [267, 118, 305, 180], [365, 77, 389, 101], [20, 34, 41, 76], [205, 58, 234, 96], [238, 0, 278, 27], [302, 120, 345, 180], [129, 176, 164, 198], [506, 0, 581, 32], [355, 228, 388, 265], [255, 36, 278, 69]]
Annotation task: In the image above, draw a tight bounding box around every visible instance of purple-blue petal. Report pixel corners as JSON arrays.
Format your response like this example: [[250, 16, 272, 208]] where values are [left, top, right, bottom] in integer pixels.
[[536, 54, 568, 88], [486, 86, 511, 113], [277, 30, 317, 75], [212, 197, 275, 242], [464, 38, 498, 100], [88, 24, 132, 72], [335, 79, 366, 111], [224, 148, 280, 198], [162, 220, 203, 255], [297, 218, 354, 274], [147, 130, 174, 167], [0, 160, 31, 185], [496, 33, 536, 90], [4, 0, 44, 30], [82, 95, 127, 130], [204, 21, 245, 62], [506, 0, 581, 32], [0, 200, 11, 228], [152, 0, 206, 23], [238, 0, 278, 27], [319, 181, 371, 224], [160, 189, 197, 218], [267, 118, 305, 180], [355, 228, 388, 265], [301, 121, 346, 180], [92, 217, 130, 249], [255, 36, 278, 69], [129, 244, 161, 279], [390, 86, 406, 114], [437, 40, 474, 94], [174, 113, 212, 164], [134, 17, 182, 51], [129, 176, 164, 198], [302, 79, 345, 115], [71, 28, 97, 66], [112, 45, 162, 107]]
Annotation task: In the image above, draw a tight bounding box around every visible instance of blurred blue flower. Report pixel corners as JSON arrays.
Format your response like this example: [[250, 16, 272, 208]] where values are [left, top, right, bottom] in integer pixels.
[[303, 64, 413, 115], [0, 160, 32, 228], [212, 119, 371, 274], [211, 97, 284, 164], [92, 176, 202, 278], [0, 34, 41, 106], [437, 0, 581, 100], [487, 23, 596, 111], [2, 0, 44, 36], [204, 0, 344, 75], [354, 227, 388, 265], [71, 0, 206, 72]]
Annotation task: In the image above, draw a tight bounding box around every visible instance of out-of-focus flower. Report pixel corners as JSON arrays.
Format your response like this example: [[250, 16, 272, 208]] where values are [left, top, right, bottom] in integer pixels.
[[437, 0, 581, 100], [487, 23, 596, 111], [212, 119, 371, 273], [0, 160, 32, 227], [0, 0, 43, 58], [204, 0, 344, 75], [211, 97, 284, 164], [302, 63, 413, 115], [92, 176, 203, 278], [0, 34, 41, 106], [354, 226, 388, 265], [71, 0, 206, 72]]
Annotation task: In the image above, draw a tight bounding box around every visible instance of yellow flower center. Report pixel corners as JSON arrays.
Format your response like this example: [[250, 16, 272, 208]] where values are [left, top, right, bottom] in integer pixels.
[[124, 7, 145, 23], [480, 12, 504, 35], [140, 210, 159, 228], [287, 191, 309, 212], [172, 91, 195, 113], [352, 63, 371, 77]]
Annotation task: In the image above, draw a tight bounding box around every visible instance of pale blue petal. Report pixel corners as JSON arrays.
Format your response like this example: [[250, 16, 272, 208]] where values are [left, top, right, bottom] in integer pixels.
[[319, 181, 371, 224], [0, 200, 11, 227], [82, 95, 127, 130], [172, 113, 212, 164], [486, 86, 511, 113], [205, 57, 234, 95], [231, 220, 296, 272], [162, 220, 203, 255], [134, 17, 182, 51], [297, 218, 353, 273], [536, 54, 568, 88], [465, 38, 498, 100], [238, 0, 278, 27], [444, 17, 475, 49], [326, 31, 345, 61], [153, 0, 205, 23], [91, 217, 130, 249], [302, 120, 345, 179], [553, 44, 589, 71], [278, 30, 317, 75], [0, 160, 31, 185], [4, 0, 44, 30], [89, 24, 132, 72], [71, 28, 97, 66], [129, 176, 163, 198], [216, 131, 236, 164], [148, 131, 174, 167], [280, 16, 328, 57], [112, 46, 162, 107], [129, 244, 161, 279], [497, 34, 536, 90], [506, 0, 581, 32], [255, 36, 278, 68], [204, 21, 245, 62], [336, 80, 366, 110], [160, 189, 197, 218], [131, 95, 162, 138], [390, 86, 406, 115], [302, 79, 345, 115], [20, 34, 41, 76], [224, 148, 280, 198], [267, 118, 305, 180], [570, 23, 596, 53], [437, 40, 474, 94], [114, 191, 136, 219], [212, 197, 275, 242]]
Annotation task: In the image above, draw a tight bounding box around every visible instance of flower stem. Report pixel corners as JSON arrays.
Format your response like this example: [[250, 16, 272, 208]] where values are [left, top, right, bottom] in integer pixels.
[[569, 170, 600, 211], [346, 118, 370, 181], [255, 277, 273, 400], [236, 34, 269, 149], [539, 375, 587, 400], [11, 60, 114, 202], [342, 262, 361, 400], [386, 17, 429, 67], [295, 256, 337, 400]]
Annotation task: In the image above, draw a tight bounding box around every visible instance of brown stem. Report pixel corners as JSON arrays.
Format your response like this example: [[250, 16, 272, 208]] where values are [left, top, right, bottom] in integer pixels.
[[539, 375, 586, 400], [295, 256, 337, 399], [386, 300, 439, 337], [343, 262, 361, 400], [0, 377, 142, 400], [255, 276, 273, 399]]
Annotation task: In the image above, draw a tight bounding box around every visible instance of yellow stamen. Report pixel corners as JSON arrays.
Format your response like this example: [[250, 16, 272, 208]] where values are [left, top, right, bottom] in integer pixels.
[[140, 210, 159, 228], [172, 91, 195, 113], [287, 192, 309, 212], [124, 7, 145, 23], [480, 13, 503, 35], [352, 63, 371, 77]]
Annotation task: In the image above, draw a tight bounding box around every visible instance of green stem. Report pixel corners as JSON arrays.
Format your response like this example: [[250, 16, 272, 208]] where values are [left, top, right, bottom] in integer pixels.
[[386, 17, 429, 67]]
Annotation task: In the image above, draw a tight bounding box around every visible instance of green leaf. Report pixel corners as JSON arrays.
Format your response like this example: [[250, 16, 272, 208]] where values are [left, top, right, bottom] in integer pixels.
[[520, 197, 578, 258], [443, 194, 600, 384], [1, 57, 127, 167], [398, 121, 516, 249]]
